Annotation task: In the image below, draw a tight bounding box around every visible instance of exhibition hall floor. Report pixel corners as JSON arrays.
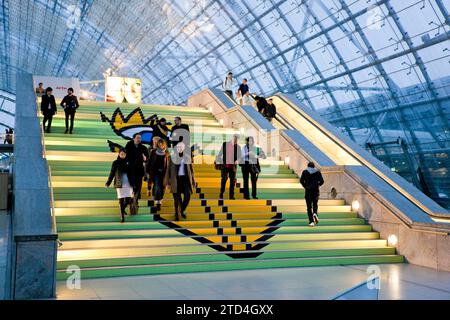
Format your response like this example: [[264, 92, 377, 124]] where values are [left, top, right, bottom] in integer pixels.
[[56, 263, 450, 300]]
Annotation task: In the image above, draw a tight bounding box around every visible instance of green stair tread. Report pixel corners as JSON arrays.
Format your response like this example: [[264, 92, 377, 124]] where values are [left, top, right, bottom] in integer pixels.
[[55, 255, 404, 280], [57, 247, 396, 269]]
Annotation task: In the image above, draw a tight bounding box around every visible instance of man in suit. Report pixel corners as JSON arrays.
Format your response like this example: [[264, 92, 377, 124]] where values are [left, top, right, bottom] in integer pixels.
[[216, 134, 242, 200], [41, 87, 57, 133]]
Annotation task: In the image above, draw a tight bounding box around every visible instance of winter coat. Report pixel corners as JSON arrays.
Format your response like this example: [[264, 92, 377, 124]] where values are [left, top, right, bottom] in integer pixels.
[[106, 157, 134, 188], [166, 152, 196, 194], [300, 167, 324, 191], [146, 149, 171, 188], [125, 140, 149, 178], [41, 94, 57, 115]]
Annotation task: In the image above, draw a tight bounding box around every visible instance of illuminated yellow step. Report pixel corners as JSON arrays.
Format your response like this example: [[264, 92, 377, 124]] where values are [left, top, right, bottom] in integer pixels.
[[57, 239, 389, 261]]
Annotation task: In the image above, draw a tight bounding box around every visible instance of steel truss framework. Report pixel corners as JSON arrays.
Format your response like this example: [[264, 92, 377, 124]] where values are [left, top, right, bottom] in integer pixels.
[[0, 0, 449, 206]]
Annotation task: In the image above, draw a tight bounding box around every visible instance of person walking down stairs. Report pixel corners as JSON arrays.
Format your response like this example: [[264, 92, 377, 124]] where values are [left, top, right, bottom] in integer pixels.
[[300, 162, 325, 227], [240, 136, 266, 200], [60, 88, 79, 134], [146, 138, 170, 212], [105, 148, 135, 223], [41, 87, 57, 133], [167, 142, 196, 221], [125, 133, 149, 208], [215, 134, 242, 200]]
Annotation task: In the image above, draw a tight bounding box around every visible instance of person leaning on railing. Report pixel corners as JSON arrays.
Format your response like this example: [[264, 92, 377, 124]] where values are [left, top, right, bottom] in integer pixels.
[[3, 129, 13, 144]]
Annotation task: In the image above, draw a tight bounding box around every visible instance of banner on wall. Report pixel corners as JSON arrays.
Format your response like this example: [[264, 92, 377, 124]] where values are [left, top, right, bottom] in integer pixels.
[[33, 76, 80, 99], [105, 77, 142, 104]]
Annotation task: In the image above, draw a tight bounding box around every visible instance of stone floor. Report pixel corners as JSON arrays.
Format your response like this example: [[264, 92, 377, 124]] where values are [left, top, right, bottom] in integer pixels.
[[55, 263, 450, 300]]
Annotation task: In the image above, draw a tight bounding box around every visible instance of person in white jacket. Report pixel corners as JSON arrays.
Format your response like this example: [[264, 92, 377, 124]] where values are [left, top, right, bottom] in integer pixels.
[[222, 72, 237, 99]]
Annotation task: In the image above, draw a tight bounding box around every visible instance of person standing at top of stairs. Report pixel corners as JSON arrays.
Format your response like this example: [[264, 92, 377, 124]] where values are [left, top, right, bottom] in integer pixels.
[[146, 138, 170, 212], [240, 136, 266, 200], [222, 72, 238, 100], [40, 87, 57, 133], [216, 134, 242, 200], [60, 88, 79, 134], [105, 148, 134, 223], [300, 162, 325, 227], [170, 116, 190, 148], [167, 142, 196, 221], [125, 133, 149, 208], [151, 117, 171, 147]]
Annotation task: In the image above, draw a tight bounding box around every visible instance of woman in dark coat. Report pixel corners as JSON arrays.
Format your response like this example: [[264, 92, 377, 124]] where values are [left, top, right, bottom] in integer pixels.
[[41, 87, 57, 133], [166, 142, 196, 221], [105, 148, 135, 223], [146, 138, 170, 211]]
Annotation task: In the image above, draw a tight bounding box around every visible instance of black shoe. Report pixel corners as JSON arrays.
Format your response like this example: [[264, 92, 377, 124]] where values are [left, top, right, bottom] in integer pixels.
[[64, 129, 68, 134], [175, 214, 180, 221], [181, 212, 187, 219], [156, 203, 161, 211], [46, 129, 51, 133], [230, 196, 235, 200], [69, 131, 73, 134], [244, 196, 250, 200], [252, 196, 258, 199], [120, 216, 125, 223]]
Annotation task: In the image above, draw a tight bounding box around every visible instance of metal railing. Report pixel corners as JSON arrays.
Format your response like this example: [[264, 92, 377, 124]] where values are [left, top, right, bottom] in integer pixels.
[[272, 93, 449, 219]]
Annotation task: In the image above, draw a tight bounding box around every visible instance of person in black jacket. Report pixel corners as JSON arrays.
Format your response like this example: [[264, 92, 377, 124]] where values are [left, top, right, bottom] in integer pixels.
[[300, 162, 324, 227], [105, 148, 134, 223], [216, 134, 242, 200], [170, 116, 190, 148], [41, 87, 57, 133], [240, 137, 266, 200], [60, 87, 79, 134], [151, 117, 170, 147], [265, 98, 277, 122], [254, 96, 268, 115], [125, 133, 149, 207]]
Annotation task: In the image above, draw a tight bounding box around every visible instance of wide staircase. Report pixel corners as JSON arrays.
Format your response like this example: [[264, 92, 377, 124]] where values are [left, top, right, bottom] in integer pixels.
[[43, 101, 403, 280]]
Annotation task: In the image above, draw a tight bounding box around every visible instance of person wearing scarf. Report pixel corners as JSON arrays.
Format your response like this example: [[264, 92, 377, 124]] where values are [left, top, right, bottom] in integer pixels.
[[105, 148, 135, 223], [166, 142, 196, 221], [146, 138, 170, 211]]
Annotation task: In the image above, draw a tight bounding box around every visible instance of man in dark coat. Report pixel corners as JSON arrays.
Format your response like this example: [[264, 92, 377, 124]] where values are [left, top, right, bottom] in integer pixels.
[[60, 87, 79, 134], [125, 133, 149, 206], [41, 87, 57, 133], [300, 162, 324, 227], [265, 98, 277, 122], [216, 134, 242, 200], [166, 142, 196, 221], [170, 116, 190, 148]]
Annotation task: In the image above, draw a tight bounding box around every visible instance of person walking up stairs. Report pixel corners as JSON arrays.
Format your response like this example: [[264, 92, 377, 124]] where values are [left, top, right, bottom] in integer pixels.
[[300, 162, 324, 227]]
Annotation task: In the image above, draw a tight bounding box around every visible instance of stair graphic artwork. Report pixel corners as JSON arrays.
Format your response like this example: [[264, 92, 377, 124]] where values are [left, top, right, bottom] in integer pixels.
[[42, 100, 404, 280]]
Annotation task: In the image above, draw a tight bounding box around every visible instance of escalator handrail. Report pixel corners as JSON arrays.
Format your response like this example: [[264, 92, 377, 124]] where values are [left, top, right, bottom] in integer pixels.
[[273, 93, 449, 218]]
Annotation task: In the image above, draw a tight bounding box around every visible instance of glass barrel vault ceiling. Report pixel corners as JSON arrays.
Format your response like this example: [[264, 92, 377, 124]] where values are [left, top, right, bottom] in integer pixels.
[[0, 0, 449, 207]]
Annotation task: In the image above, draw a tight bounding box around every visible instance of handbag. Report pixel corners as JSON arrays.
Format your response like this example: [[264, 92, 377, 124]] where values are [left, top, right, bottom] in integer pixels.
[[129, 196, 139, 215]]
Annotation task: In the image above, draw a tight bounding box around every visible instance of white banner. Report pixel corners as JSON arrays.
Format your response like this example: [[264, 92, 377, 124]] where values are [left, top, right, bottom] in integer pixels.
[[33, 76, 80, 99]]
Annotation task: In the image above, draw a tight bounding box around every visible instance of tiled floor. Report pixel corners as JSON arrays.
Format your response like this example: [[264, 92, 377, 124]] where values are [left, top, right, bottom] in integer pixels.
[[55, 263, 450, 300]]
